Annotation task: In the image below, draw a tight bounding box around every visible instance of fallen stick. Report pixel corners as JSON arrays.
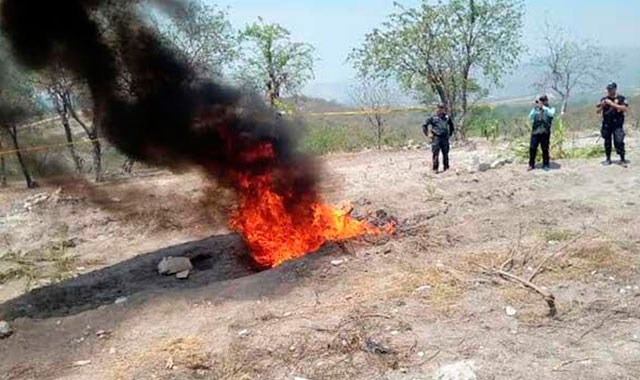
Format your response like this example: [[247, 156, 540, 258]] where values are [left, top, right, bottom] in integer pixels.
[[552, 358, 595, 371], [494, 269, 557, 317], [528, 229, 588, 282]]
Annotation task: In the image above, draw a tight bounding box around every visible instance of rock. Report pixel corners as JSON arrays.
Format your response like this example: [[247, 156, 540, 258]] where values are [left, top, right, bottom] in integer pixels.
[[158, 256, 193, 275], [0, 321, 13, 339], [505, 306, 517, 316], [114, 297, 128, 305], [73, 360, 92, 367], [478, 163, 491, 172], [433, 360, 478, 380], [414, 285, 432, 294], [175, 270, 190, 279], [331, 259, 345, 266], [238, 329, 251, 337]]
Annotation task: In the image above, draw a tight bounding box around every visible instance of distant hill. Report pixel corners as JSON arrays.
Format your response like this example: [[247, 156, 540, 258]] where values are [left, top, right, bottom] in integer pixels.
[[290, 95, 348, 113], [304, 46, 640, 107]]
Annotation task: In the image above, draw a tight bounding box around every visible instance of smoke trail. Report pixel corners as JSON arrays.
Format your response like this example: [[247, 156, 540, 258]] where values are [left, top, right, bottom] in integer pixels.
[[0, 0, 318, 209]]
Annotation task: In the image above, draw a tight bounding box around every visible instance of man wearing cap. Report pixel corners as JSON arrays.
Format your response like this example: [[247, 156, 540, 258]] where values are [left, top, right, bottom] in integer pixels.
[[528, 95, 556, 171], [597, 82, 629, 166], [422, 103, 455, 173]]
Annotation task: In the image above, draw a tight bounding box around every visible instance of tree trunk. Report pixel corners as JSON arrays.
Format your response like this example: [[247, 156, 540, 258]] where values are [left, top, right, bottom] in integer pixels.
[[61, 110, 83, 173], [7, 126, 36, 189], [561, 91, 570, 115], [0, 137, 7, 188], [90, 137, 103, 182], [69, 104, 103, 182], [375, 115, 383, 150]]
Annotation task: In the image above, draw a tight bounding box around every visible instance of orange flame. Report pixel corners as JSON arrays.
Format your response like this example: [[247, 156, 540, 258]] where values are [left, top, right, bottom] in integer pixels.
[[229, 144, 387, 268]]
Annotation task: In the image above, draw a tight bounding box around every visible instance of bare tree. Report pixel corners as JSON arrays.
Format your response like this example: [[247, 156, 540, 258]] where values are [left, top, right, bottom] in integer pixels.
[[535, 19, 610, 114], [32, 67, 85, 173], [350, 78, 394, 150], [2, 123, 36, 188]]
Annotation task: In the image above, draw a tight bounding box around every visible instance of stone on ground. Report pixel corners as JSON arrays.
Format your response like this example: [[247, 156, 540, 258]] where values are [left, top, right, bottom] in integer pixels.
[[157, 256, 193, 275], [0, 321, 12, 339]]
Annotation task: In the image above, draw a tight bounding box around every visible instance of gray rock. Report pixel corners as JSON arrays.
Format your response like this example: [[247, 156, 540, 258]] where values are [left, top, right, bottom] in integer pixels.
[[433, 360, 477, 380], [0, 321, 13, 339], [158, 256, 193, 275], [478, 163, 491, 172], [176, 270, 190, 279]]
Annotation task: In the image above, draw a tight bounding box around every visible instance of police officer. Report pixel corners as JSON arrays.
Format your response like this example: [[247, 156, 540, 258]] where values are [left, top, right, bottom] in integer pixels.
[[597, 82, 629, 166], [423, 103, 455, 173], [528, 95, 556, 171]]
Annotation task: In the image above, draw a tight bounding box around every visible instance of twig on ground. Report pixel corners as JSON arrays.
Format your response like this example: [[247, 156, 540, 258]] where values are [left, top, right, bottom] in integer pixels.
[[475, 262, 557, 317], [528, 229, 589, 282], [552, 358, 596, 371], [574, 313, 613, 343], [495, 269, 557, 317]]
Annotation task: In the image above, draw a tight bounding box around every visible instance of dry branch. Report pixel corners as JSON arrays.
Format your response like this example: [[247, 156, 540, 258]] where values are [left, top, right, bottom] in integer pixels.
[[528, 229, 589, 282], [495, 269, 557, 317]]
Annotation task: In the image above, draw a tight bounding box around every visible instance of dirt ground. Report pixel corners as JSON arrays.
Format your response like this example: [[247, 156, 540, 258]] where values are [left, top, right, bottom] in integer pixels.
[[1, 137, 639, 380]]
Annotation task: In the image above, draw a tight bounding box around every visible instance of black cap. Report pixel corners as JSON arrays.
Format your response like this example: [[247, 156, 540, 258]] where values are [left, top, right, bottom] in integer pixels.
[[606, 82, 617, 90], [539, 95, 549, 102]]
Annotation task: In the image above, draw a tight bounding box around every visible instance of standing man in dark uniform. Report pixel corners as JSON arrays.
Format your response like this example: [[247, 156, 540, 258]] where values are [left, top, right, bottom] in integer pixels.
[[423, 103, 455, 173], [597, 82, 629, 166], [528, 95, 556, 171]]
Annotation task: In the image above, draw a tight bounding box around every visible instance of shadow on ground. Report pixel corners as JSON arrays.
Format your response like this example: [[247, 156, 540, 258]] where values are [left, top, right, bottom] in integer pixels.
[[0, 233, 258, 321]]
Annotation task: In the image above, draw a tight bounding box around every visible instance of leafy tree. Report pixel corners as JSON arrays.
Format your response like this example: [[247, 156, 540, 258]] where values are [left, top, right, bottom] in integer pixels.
[[350, 0, 525, 136], [534, 19, 610, 115], [238, 19, 316, 107], [350, 77, 394, 149], [154, 0, 238, 77]]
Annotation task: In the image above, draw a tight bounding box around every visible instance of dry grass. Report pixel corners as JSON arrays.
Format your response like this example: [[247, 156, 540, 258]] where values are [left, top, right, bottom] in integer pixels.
[[541, 228, 576, 242], [542, 241, 633, 282], [0, 239, 78, 289]]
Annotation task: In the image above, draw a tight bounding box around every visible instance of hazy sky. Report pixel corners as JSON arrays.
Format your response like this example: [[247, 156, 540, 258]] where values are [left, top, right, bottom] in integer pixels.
[[210, 0, 640, 92]]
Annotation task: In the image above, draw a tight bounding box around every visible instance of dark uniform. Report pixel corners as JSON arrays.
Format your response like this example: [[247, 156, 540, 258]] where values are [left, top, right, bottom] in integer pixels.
[[423, 113, 455, 172], [600, 94, 628, 162], [528, 102, 555, 169]]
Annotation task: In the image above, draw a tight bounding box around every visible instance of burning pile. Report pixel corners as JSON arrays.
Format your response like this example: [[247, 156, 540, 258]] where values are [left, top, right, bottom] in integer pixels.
[[0, 0, 390, 268], [229, 142, 384, 268]]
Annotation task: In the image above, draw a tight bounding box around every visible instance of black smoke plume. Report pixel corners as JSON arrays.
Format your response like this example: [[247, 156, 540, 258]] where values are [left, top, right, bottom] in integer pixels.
[[1, 0, 318, 209]]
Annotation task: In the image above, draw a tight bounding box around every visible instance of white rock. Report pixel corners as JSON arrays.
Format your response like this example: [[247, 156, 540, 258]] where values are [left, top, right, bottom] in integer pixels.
[[505, 306, 517, 316], [238, 329, 251, 337], [0, 321, 12, 339], [175, 270, 190, 279], [414, 285, 432, 294], [158, 257, 193, 275], [294, 377, 312, 380], [114, 297, 128, 305], [73, 360, 92, 367], [330, 259, 345, 266], [433, 360, 478, 380]]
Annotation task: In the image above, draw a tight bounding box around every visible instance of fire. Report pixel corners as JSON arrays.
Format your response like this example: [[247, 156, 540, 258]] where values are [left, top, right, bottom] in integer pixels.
[[229, 143, 386, 268]]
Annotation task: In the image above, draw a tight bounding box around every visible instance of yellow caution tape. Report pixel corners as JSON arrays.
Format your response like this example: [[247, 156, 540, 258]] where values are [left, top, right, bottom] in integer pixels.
[[0, 138, 102, 157], [0, 106, 434, 156]]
